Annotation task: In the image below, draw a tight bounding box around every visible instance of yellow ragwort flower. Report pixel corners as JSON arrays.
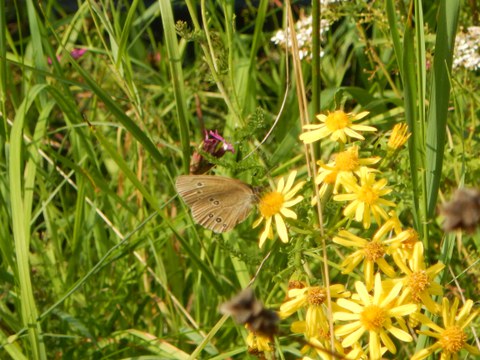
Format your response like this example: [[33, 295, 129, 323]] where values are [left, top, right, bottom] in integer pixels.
[[300, 110, 376, 144], [380, 210, 404, 234], [387, 123, 411, 150], [334, 274, 417, 360], [411, 297, 480, 360], [316, 145, 380, 195], [282, 285, 353, 360], [334, 167, 396, 228], [389, 227, 421, 269], [278, 284, 350, 324], [246, 329, 274, 353], [298, 333, 368, 360], [333, 226, 398, 290], [396, 242, 444, 315], [253, 171, 304, 247]]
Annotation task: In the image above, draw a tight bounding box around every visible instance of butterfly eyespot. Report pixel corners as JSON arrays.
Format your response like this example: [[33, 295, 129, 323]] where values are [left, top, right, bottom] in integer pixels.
[[175, 175, 255, 233]]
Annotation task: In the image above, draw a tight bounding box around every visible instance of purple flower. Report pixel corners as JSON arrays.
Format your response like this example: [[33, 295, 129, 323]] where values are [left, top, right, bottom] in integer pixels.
[[48, 48, 87, 64], [71, 48, 87, 59], [203, 130, 234, 155], [189, 130, 235, 174]]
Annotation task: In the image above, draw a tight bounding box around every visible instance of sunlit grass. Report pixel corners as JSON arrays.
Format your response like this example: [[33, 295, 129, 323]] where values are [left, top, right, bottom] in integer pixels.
[[0, 0, 479, 359]]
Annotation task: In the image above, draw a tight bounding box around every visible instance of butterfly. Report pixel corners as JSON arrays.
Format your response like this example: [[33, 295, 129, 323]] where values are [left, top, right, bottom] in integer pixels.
[[175, 175, 258, 232]]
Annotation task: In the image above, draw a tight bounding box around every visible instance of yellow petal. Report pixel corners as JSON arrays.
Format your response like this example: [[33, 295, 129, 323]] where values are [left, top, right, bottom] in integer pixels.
[[277, 176, 285, 193], [280, 207, 297, 219], [369, 331, 381, 360], [379, 330, 397, 353], [258, 217, 272, 248], [353, 111, 370, 120], [275, 214, 289, 243], [284, 196, 303, 207], [387, 325, 413, 342], [342, 326, 365, 347], [284, 170, 297, 193]]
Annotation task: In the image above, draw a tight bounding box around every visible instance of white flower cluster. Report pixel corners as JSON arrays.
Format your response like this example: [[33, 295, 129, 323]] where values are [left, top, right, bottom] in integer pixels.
[[321, 0, 343, 5], [270, 15, 331, 60], [453, 26, 480, 71]]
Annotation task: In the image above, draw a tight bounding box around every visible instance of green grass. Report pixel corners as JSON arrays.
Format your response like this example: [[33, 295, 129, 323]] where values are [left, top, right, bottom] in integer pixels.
[[0, 0, 479, 359]]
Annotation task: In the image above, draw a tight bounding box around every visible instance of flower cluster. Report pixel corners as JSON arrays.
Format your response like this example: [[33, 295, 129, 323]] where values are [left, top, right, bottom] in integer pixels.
[[271, 0, 344, 60], [241, 107, 479, 360], [268, 109, 478, 360], [453, 26, 480, 71], [271, 15, 331, 60]]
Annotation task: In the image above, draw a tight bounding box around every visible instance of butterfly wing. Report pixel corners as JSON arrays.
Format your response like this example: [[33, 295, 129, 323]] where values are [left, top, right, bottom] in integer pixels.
[[175, 175, 256, 232]]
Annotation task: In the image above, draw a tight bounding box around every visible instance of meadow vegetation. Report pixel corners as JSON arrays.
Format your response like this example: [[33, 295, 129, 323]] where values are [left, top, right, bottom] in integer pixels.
[[0, 0, 479, 359]]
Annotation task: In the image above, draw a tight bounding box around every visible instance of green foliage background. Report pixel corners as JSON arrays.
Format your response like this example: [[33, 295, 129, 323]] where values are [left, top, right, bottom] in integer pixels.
[[0, 0, 479, 359]]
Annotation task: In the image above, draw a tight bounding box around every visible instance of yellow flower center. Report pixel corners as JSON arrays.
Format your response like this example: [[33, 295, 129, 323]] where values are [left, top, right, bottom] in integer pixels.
[[325, 110, 350, 131], [360, 305, 386, 331], [335, 149, 359, 171], [259, 192, 284, 217], [288, 280, 306, 290], [407, 270, 429, 302], [307, 287, 327, 306], [439, 326, 467, 353], [358, 186, 379, 205], [364, 241, 385, 261]]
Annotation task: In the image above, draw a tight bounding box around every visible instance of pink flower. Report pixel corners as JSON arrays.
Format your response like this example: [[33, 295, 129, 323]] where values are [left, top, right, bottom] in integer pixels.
[[48, 48, 87, 64], [189, 130, 234, 174], [70, 48, 87, 59]]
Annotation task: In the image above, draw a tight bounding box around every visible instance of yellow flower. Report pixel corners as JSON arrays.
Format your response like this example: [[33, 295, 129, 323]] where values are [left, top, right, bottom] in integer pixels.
[[279, 285, 350, 339], [387, 123, 411, 150], [298, 334, 368, 360], [333, 225, 399, 290], [284, 287, 363, 360], [299, 110, 376, 144], [316, 146, 380, 195], [253, 171, 304, 247], [395, 242, 444, 315], [334, 274, 417, 360], [411, 297, 480, 360], [334, 167, 396, 228], [246, 329, 274, 353], [380, 210, 404, 234], [315, 169, 338, 200], [389, 227, 421, 269]]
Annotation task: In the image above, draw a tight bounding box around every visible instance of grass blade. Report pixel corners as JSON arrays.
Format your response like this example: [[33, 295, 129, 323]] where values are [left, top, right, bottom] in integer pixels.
[[425, 0, 460, 220]]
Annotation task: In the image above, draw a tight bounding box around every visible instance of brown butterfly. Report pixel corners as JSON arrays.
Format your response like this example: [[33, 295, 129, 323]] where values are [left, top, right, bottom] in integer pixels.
[[219, 288, 279, 337], [175, 175, 258, 232]]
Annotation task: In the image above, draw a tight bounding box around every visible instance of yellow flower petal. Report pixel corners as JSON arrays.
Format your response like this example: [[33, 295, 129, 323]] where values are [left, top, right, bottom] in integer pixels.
[[275, 214, 288, 243], [280, 207, 297, 219], [387, 325, 413, 342], [342, 325, 365, 347]]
